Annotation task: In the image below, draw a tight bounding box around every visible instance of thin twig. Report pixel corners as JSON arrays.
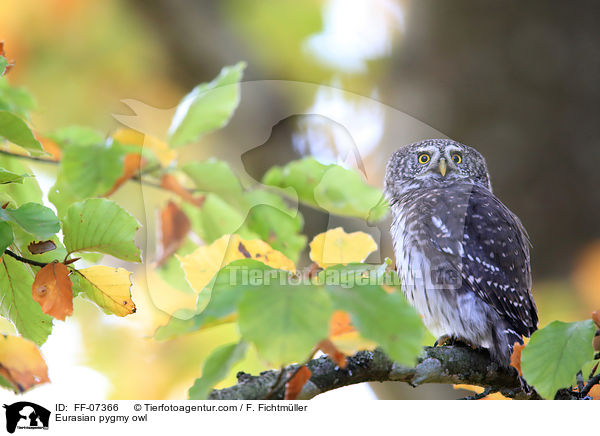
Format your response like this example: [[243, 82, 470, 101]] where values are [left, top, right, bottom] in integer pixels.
[[459, 387, 496, 400], [580, 374, 600, 397], [0, 149, 57, 164], [263, 367, 286, 400], [4, 249, 48, 267], [0, 148, 183, 193]]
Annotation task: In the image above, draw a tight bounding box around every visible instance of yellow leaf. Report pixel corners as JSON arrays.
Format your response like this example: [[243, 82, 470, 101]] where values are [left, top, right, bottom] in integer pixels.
[[75, 266, 135, 317], [179, 234, 296, 294], [0, 335, 49, 392], [113, 128, 176, 167], [309, 227, 377, 268]]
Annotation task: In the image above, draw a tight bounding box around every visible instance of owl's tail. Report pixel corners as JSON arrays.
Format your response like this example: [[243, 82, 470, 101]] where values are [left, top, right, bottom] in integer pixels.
[[489, 322, 523, 367]]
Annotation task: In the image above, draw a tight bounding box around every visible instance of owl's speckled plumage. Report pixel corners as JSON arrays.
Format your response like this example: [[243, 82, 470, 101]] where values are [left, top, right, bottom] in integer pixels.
[[384, 139, 538, 365]]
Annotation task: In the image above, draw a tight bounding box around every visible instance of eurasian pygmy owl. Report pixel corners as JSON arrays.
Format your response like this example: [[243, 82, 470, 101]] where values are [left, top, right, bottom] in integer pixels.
[[384, 139, 538, 365]]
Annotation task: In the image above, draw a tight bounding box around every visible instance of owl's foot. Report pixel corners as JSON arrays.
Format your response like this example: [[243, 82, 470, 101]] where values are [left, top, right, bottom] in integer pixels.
[[434, 335, 479, 350], [433, 335, 453, 347]]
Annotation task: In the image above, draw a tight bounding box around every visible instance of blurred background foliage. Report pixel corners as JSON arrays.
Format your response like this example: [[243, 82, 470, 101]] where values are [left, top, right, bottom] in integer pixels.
[[1, 0, 598, 400]]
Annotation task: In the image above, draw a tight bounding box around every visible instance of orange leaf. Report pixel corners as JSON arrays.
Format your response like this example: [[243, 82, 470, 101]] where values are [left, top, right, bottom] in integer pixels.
[[590, 384, 600, 400], [284, 366, 312, 400], [156, 201, 191, 266], [32, 262, 73, 321], [104, 153, 146, 197], [510, 342, 525, 376], [329, 310, 355, 337], [39, 137, 61, 161], [318, 339, 347, 368], [28, 240, 57, 255], [0, 41, 14, 75], [161, 174, 205, 207], [0, 335, 49, 392]]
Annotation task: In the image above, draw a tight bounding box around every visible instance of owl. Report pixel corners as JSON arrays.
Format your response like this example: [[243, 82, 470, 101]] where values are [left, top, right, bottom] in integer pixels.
[[384, 139, 538, 366]]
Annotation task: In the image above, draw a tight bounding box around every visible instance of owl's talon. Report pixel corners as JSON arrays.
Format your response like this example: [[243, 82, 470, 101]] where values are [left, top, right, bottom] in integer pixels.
[[434, 335, 453, 347]]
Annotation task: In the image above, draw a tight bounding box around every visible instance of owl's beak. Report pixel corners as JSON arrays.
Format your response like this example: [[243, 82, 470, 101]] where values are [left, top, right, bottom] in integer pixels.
[[438, 158, 448, 177]]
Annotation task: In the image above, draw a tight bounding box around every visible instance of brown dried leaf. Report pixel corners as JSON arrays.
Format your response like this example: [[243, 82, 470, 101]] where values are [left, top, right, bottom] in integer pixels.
[[104, 153, 146, 197], [284, 366, 312, 400], [156, 201, 191, 266], [0, 335, 49, 392], [510, 342, 525, 376], [318, 339, 347, 368], [28, 240, 57, 255], [592, 310, 600, 329], [161, 174, 205, 207], [32, 262, 73, 321]]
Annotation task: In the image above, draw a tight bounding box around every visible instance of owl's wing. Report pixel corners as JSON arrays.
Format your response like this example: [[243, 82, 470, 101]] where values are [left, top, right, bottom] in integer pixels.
[[424, 183, 538, 337]]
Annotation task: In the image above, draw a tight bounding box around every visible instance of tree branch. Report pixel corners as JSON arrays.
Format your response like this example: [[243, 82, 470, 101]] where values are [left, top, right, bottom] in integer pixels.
[[0, 149, 192, 194], [208, 346, 543, 400]]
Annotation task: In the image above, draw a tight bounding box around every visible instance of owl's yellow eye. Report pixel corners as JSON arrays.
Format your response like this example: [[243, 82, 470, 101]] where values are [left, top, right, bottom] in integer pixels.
[[451, 153, 462, 164], [418, 153, 430, 164]]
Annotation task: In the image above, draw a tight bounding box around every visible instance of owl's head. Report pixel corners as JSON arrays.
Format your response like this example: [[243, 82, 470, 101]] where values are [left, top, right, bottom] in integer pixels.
[[384, 139, 491, 199]]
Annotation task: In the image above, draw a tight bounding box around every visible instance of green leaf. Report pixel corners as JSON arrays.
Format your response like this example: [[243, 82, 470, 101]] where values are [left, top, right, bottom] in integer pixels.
[[238, 283, 333, 366], [155, 260, 277, 340], [0, 78, 35, 118], [0, 156, 42, 205], [48, 125, 104, 148], [157, 249, 195, 295], [59, 143, 125, 198], [0, 221, 13, 253], [244, 190, 306, 263], [0, 167, 27, 184], [182, 194, 258, 244], [0, 57, 7, 76], [62, 198, 141, 262], [168, 62, 245, 147], [188, 342, 248, 400], [318, 261, 399, 288], [0, 256, 53, 345], [183, 159, 246, 207], [521, 319, 596, 399], [0, 110, 43, 154], [326, 285, 424, 365], [263, 158, 389, 221], [0, 203, 60, 238]]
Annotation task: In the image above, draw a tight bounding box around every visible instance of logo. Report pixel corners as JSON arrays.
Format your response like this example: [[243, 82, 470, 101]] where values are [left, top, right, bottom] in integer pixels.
[[3, 402, 50, 433]]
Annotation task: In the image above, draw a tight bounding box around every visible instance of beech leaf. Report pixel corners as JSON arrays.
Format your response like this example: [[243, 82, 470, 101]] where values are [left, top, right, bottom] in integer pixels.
[[0, 335, 49, 393], [284, 366, 312, 400], [521, 319, 596, 399], [309, 227, 377, 268], [188, 342, 248, 400], [71, 266, 135, 317], [62, 198, 141, 262], [0, 256, 52, 345], [32, 262, 73, 321]]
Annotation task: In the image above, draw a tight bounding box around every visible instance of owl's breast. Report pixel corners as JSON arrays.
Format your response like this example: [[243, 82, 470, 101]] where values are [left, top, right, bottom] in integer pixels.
[[391, 198, 489, 346]]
